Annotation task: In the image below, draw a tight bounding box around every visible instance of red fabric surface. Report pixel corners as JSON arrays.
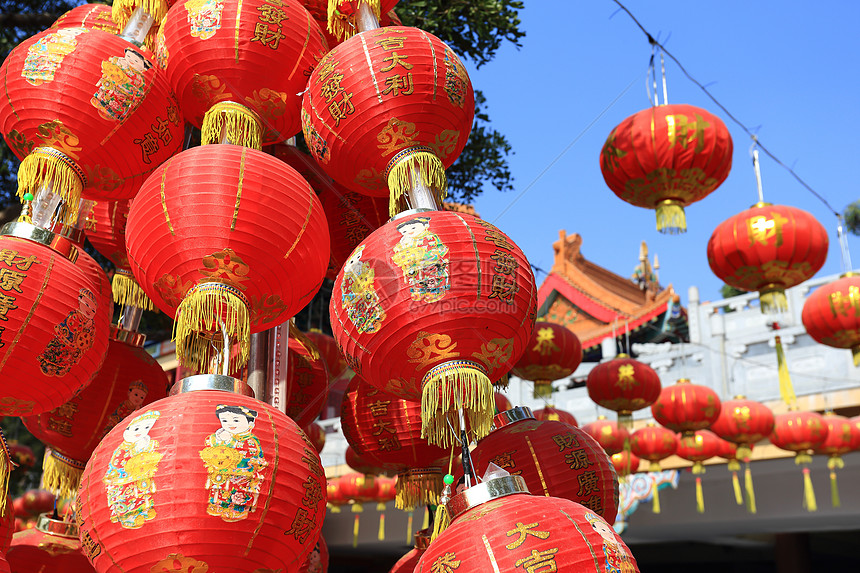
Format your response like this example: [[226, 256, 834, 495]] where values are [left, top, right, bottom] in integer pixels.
[[304, 329, 349, 381], [286, 336, 330, 427], [813, 413, 860, 456], [8, 523, 94, 573], [50, 4, 119, 34], [611, 450, 641, 477], [304, 422, 326, 454], [319, 185, 389, 280], [802, 273, 860, 354], [710, 398, 774, 449], [770, 411, 828, 452], [85, 200, 130, 270], [511, 320, 581, 383]]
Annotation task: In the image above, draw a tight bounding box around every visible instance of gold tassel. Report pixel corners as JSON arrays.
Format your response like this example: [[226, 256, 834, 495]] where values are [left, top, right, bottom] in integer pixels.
[[695, 476, 705, 514], [406, 511, 414, 544], [852, 345, 860, 367], [532, 381, 553, 399], [112, 0, 169, 30], [617, 412, 634, 430], [329, 503, 341, 513], [802, 467, 817, 512], [760, 287, 788, 314], [351, 501, 363, 513], [327, 0, 382, 40], [174, 282, 251, 373], [652, 482, 661, 514], [352, 514, 360, 548], [745, 463, 757, 514], [112, 270, 155, 311], [732, 470, 743, 505], [17, 148, 85, 225], [395, 469, 442, 511], [421, 506, 429, 530], [774, 335, 797, 407], [494, 373, 510, 390], [378, 512, 385, 541], [431, 503, 450, 541], [421, 360, 493, 448], [288, 323, 321, 361], [655, 199, 686, 234], [386, 148, 448, 217], [40, 450, 86, 499], [830, 470, 840, 508], [648, 461, 662, 472], [202, 102, 263, 149]]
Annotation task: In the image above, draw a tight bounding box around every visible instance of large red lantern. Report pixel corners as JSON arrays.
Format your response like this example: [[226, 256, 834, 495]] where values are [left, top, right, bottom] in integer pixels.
[[415, 475, 639, 573], [302, 26, 474, 210], [770, 409, 828, 512], [286, 334, 330, 427], [581, 415, 629, 456], [7, 514, 94, 573], [802, 272, 860, 365], [511, 320, 582, 398], [330, 210, 537, 447], [470, 408, 618, 523], [126, 144, 329, 373], [161, 0, 328, 145], [707, 203, 828, 313], [586, 354, 661, 427], [390, 529, 430, 573], [599, 104, 732, 234], [651, 378, 721, 437], [533, 406, 577, 426], [676, 429, 721, 513], [813, 412, 860, 508], [0, 227, 111, 417], [76, 383, 327, 572], [319, 184, 390, 280], [22, 326, 168, 498], [0, 28, 183, 205]]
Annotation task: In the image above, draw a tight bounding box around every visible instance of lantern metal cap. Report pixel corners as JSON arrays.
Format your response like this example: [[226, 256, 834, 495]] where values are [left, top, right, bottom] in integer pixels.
[[752, 201, 773, 208], [446, 475, 529, 521], [36, 513, 78, 538], [0, 221, 78, 262], [110, 325, 146, 347], [676, 378, 691, 384], [491, 406, 534, 430], [840, 271, 857, 278], [49, 220, 85, 246], [170, 374, 256, 398], [390, 207, 435, 221], [733, 394, 746, 400]]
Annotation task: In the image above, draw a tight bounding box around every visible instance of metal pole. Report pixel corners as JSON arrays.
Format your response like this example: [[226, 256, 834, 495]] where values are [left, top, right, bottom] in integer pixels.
[[404, 164, 440, 211], [752, 148, 765, 203], [265, 322, 290, 414], [247, 331, 269, 401], [118, 7, 155, 46], [660, 51, 669, 105], [356, 2, 380, 32]]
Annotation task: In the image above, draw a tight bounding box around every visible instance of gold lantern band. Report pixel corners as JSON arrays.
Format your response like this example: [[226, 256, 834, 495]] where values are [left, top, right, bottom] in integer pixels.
[[41, 449, 87, 499], [17, 147, 86, 225], [420, 359, 493, 448], [385, 146, 448, 217], [655, 199, 686, 235], [202, 101, 263, 150], [395, 467, 442, 511], [113, 268, 156, 311], [532, 379, 553, 399]]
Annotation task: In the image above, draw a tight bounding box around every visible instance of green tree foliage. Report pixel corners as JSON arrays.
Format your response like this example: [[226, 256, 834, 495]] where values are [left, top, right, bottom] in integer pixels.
[[845, 200, 860, 236]]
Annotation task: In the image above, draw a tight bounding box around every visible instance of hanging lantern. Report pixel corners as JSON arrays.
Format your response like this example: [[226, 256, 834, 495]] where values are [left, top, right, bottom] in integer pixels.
[[676, 429, 721, 513], [345, 445, 383, 477], [581, 415, 629, 456], [7, 513, 93, 573], [298, 534, 328, 573], [610, 450, 641, 478], [330, 210, 537, 447], [511, 320, 582, 398], [599, 104, 732, 234], [339, 472, 378, 513], [76, 379, 327, 572], [716, 437, 755, 510], [22, 325, 168, 498], [302, 26, 475, 212], [51, 4, 120, 35], [533, 406, 577, 427], [470, 408, 618, 523], [586, 354, 661, 427], [770, 409, 828, 512], [304, 422, 326, 453], [651, 378, 721, 437], [802, 272, 860, 365], [286, 332, 330, 427], [19, 490, 54, 517], [813, 412, 860, 508], [340, 376, 448, 510], [390, 529, 430, 573], [630, 421, 678, 513], [305, 328, 349, 381], [0, 28, 184, 206], [125, 144, 330, 374], [161, 0, 328, 145], [708, 203, 828, 313], [326, 477, 347, 513], [319, 184, 390, 280], [709, 396, 774, 460], [494, 391, 513, 414], [415, 474, 639, 573]]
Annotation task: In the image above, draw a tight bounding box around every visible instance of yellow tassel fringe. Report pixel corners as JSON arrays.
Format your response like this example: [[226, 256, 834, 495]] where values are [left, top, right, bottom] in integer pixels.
[[111, 0, 169, 35], [431, 502, 450, 541], [532, 381, 553, 399], [0, 431, 12, 516], [732, 471, 743, 505], [17, 148, 84, 225], [406, 511, 413, 544], [421, 361, 493, 448], [40, 450, 86, 499], [112, 270, 155, 311], [695, 476, 705, 514], [327, 0, 381, 40], [745, 463, 757, 514], [774, 335, 797, 407], [648, 461, 662, 473], [202, 102, 262, 149], [421, 506, 429, 530], [386, 150, 447, 217], [655, 200, 686, 235], [760, 288, 788, 314], [617, 412, 634, 430], [352, 513, 360, 547], [852, 346, 860, 367], [395, 469, 442, 511], [378, 513, 385, 541], [802, 467, 817, 512], [830, 470, 841, 508], [652, 483, 661, 514]]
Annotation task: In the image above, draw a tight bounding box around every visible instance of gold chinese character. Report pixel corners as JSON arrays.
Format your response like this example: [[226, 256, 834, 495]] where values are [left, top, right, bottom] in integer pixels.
[[301, 476, 323, 509], [746, 212, 788, 247], [284, 508, 314, 543], [0, 269, 26, 292], [430, 552, 461, 573], [551, 433, 579, 452], [372, 419, 396, 436], [505, 521, 550, 549], [381, 73, 414, 96], [564, 449, 591, 470], [490, 249, 518, 275], [328, 91, 355, 127], [532, 327, 559, 356], [514, 548, 559, 573], [616, 364, 636, 390], [666, 113, 709, 153], [375, 37, 405, 50], [829, 286, 860, 317], [380, 52, 413, 72], [368, 399, 391, 417], [257, 4, 287, 25], [250, 23, 286, 49], [576, 471, 599, 497], [0, 293, 18, 320], [488, 275, 518, 302]]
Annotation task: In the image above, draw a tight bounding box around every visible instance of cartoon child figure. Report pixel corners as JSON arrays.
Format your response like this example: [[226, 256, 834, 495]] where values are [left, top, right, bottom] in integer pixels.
[[390, 217, 450, 303], [301, 540, 324, 573], [38, 288, 98, 377], [102, 381, 150, 438], [103, 410, 163, 529], [91, 47, 152, 122], [585, 512, 635, 573], [341, 245, 387, 334], [185, 0, 225, 40], [200, 404, 268, 522], [21, 27, 84, 86]]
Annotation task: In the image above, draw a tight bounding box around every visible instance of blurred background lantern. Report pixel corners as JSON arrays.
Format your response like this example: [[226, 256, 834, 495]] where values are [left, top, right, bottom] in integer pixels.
[[582, 415, 629, 456], [599, 103, 732, 234], [630, 420, 677, 513], [770, 409, 828, 512], [330, 210, 537, 447], [7, 513, 94, 573], [511, 320, 581, 398], [586, 354, 661, 428], [494, 391, 513, 415], [652, 378, 721, 437], [813, 412, 860, 508], [611, 450, 641, 478], [676, 429, 721, 513], [305, 329, 349, 381], [533, 405, 578, 426], [375, 475, 396, 541], [802, 272, 860, 365], [327, 477, 347, 513], [304, 422, 326, 454], [345, 445, 383, 478], [285, 331, 330, 427]]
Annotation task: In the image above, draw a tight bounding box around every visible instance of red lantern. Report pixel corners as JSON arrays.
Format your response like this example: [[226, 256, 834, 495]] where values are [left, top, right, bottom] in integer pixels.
[[581, 415, 629, 456], [494, 391, 513, 414], [610, 450, 641, 478], [8, 443, 35, 471], [161, 0, 328, 145], [651, 378, 721, 437], [511, 320, 582, 398], [533, 406, 577, 427], [7, 514, 94, 573], [802, 272, 860, 365], [813, 412, 860, 508], [0, 230, 111, 417], [330, 210, 537, 447], [76, 385, 327, 572], [340, 376, 448, 510], [676, 429, 721, 513], [630, 421, 677, 472], [707, 203, 829, 313], [600, 104, 732, 234], [298, 534, 328, 573], [126, 144, 330, 373], [770, 409, 829, 512], [0, 28, 183, 204], [345, 445, 382, 477], [339, 472, 379, 511], [304, 329, 349, 381], [416, 475, 639, 573], [390, 529, 430, 573], [304, 422, 326, 454], [319, 184, 390, 280], [51, 4, 119, 35], [586, 354, 661, 427], [22, 326, 168, 498], [709, 396, 774, 460], [302, 26, 474, 209], [326, 477, 347, 513], [286, 334, 330, 427], [470, 408, 618, 523]]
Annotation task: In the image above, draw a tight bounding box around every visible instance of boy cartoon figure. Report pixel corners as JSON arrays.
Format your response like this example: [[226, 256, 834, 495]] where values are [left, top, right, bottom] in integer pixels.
[[200, 404, 268, 522], [391, 217, 450, 303], [91, 47, 152, 122], [185, 0, 225, 40], [21, 27, 84, 86], [340, 245, 387, 334], [102, 381, 149, 437], [103, 410, 163, 529], [585, 512, 635, 573], [38, 288, 98, 377]]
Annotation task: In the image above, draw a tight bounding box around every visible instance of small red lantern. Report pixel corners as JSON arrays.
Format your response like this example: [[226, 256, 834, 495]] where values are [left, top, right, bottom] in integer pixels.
[[708, 203, 829, 313], [676, 429, 721, 513], [304, 422, 326, 453], [813, 412, 860, 508], [533, 406, 577, 427], [7, 514, 93, 573], [599, 104, 732, 234], [652, 378, 721, 437], [494, 391, 513, 414], [470, 408, 618, 523], [305, 328, 349, 381], [345, 445, 382, 477], [709, 396, 774, 460], [51, 4, 119, 35], [298, 534, 328, 573], [630, 421, 678, 472], [339, 472, 379, 513], [19, 490, 55, 517], [390, 529, 430, 573], [511, 320, 582, 398], [326, 477, 347, 513], [330, 210, 537, 447], [770, 409, 829, 512], [8, 443, 35, 471], [586, 354, 662, 427], [802, 272, 860, 365], [581, 415, 629, 456], [319, 184, 390, 280], [286, 333, 330, 427], [610, 450, 641, 478]]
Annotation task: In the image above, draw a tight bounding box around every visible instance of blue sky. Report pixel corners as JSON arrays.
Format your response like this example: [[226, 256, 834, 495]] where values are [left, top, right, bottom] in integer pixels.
[[465, 0, 860, 303]]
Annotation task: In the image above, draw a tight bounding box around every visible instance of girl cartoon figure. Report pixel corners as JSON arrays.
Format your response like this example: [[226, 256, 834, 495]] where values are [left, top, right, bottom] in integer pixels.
[[185, 0, 225, 40], [200, 404, 268, 522], [390, 217, 450, 303], [91, 47, 152, 122], [37, 288, 98, 377], [102, 410, 163, 529], [585, 512, 636, 573], [21, 27, 84, 86], [340, 245, 387, 334]]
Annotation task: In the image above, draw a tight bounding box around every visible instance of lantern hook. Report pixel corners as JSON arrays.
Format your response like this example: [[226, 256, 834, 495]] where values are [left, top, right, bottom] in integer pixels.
[[836, 215, 853, 273], [220, 320, 230, 376], [750, 138, 765, 203]]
